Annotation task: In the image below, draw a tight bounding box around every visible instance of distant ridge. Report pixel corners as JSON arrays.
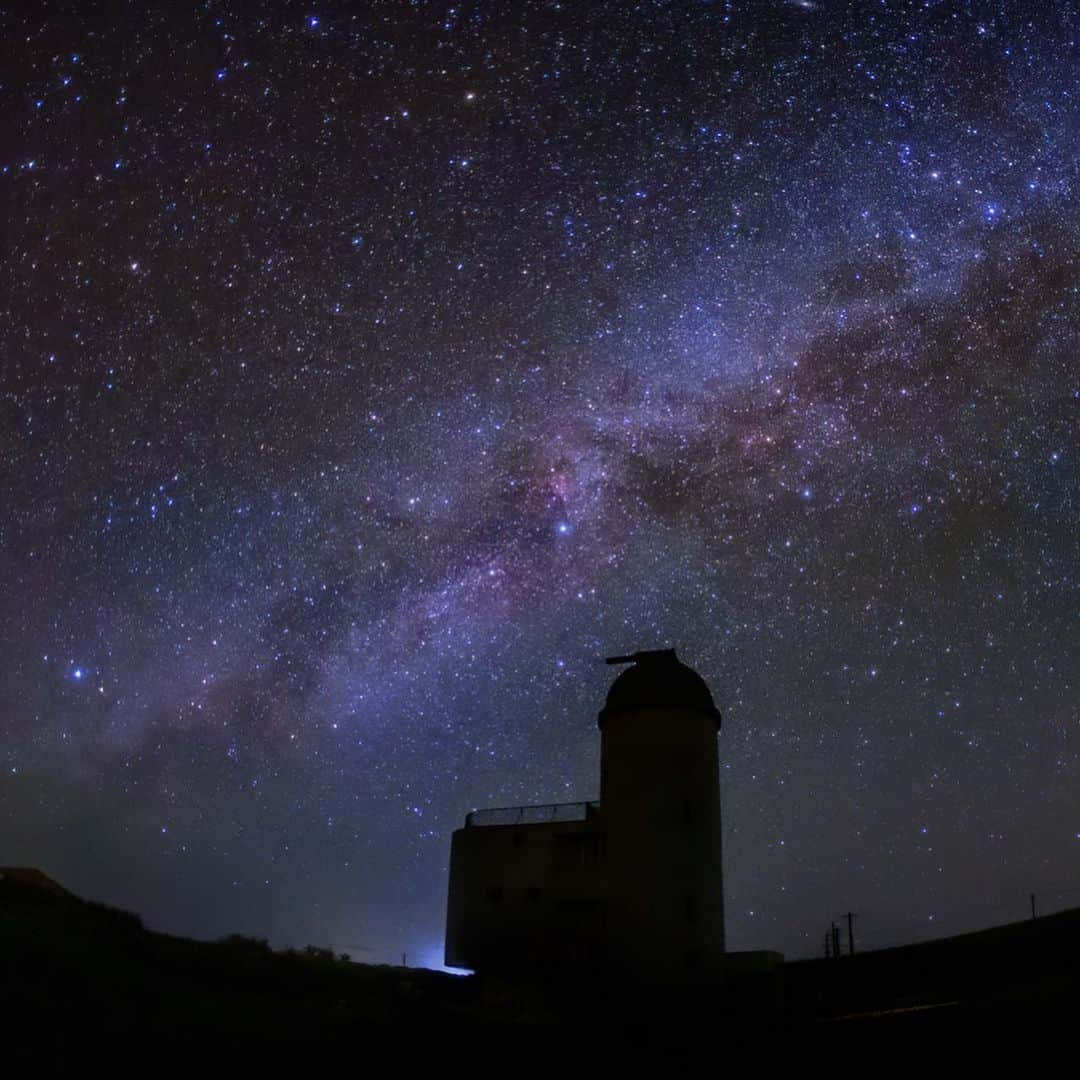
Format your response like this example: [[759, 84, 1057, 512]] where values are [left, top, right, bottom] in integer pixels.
[[0, 866, 75, 898]]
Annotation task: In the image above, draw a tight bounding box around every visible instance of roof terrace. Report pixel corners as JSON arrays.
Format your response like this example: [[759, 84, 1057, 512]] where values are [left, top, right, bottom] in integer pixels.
[[465, 801, 599, 827]]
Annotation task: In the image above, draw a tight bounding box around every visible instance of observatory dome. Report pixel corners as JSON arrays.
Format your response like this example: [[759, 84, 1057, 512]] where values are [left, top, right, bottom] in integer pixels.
[[599, 649, 720, 728]]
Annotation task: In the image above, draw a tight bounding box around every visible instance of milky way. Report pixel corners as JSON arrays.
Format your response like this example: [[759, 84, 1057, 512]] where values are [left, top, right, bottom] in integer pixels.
[[2, 2, 1077, 965]]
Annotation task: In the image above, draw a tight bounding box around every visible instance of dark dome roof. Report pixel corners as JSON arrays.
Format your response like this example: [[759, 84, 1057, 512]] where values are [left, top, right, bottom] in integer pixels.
[[598, 649, 720, 728]]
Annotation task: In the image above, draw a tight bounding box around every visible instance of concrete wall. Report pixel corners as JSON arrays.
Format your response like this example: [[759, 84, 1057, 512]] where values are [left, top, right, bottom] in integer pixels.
[[600, 707, 724, 976], [445, 816, 607, 971]]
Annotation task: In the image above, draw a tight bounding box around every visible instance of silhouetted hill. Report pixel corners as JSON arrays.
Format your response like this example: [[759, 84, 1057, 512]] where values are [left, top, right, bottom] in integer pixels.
[[0, 867, 492, 1056], [0, 867, 76, 897], [784, 905, 1080, 1023], [3, 868, 1078, 1062]]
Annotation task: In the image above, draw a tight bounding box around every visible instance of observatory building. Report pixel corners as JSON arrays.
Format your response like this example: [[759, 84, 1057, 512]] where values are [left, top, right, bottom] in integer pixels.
[[445, 649, 725, 978]]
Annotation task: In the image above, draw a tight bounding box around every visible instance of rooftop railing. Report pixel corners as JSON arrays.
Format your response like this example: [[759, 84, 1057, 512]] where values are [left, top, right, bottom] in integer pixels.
[[465, 801, 599, 828]]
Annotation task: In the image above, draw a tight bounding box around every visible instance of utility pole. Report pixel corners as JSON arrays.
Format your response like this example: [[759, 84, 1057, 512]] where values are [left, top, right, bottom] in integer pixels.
[[1030, 893, 1037, 921], [824, 930, 831, 959], [842, 911, 857, 956], [831, 922, 841, 960]]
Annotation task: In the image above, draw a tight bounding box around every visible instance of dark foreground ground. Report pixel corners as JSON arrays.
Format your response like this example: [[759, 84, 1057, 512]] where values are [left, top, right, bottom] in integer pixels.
[[3, 867, 1078, 1066]]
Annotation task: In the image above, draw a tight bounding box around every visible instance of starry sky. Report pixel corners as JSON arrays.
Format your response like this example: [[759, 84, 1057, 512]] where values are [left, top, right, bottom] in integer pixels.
[[1, 1, 1077, 967]]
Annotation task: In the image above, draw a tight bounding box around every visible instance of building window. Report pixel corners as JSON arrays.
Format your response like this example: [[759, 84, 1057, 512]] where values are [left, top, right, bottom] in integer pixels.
[[486, 886, 504, 904], [554, 899, 608, 933], [554, 832, 604, 868], [527, 887, 541, 904]]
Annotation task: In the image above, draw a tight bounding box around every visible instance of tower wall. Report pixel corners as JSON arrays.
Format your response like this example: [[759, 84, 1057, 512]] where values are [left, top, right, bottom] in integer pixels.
[[600, 706, 724, 975]]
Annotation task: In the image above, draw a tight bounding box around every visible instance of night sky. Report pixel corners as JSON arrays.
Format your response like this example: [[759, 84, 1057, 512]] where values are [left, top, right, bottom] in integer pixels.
[[2, 1, 1077, 968]]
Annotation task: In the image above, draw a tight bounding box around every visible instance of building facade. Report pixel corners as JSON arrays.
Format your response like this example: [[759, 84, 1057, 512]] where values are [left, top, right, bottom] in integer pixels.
[[445, 649, 725, 979]]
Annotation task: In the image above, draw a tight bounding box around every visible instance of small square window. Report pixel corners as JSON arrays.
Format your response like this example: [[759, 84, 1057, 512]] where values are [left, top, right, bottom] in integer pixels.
[[555, 831, 604, 867]]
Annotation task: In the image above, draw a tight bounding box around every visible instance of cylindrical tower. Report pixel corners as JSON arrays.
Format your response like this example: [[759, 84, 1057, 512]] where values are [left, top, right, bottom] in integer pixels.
[[598, 649, 724, 977]]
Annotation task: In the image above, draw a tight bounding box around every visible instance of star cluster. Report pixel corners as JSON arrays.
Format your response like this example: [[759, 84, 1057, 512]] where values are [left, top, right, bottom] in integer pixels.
[[1, 2, 1077, 963]]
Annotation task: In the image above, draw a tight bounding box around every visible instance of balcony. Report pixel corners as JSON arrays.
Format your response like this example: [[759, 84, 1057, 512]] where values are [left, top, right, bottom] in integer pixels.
[[465, 801, 599, 827]]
